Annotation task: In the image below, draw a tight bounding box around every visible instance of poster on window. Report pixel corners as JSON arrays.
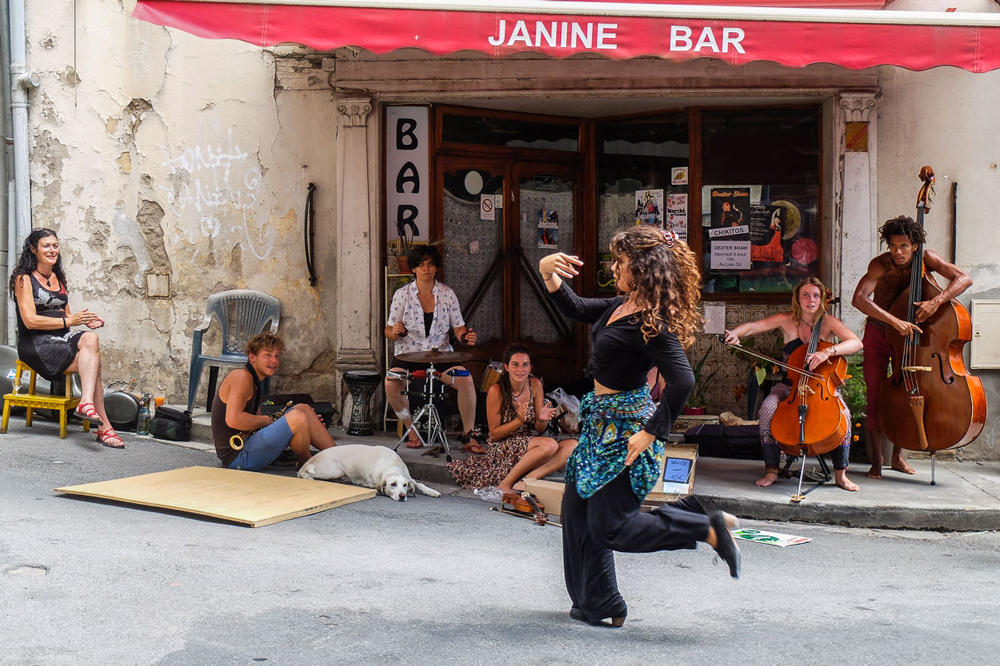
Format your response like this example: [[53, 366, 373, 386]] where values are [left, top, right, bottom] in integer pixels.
[[537, 209, 559, 248], [701, 184, 819, 293], [749, 204, 785, 264], [710, 188, 750, 237], [666, 193, 688, 241], [634, 189, 664, 227], [597, 251, 615, 291]]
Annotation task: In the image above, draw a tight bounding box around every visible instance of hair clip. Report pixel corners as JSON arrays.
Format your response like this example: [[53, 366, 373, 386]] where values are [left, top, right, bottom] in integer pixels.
[[660, 229, 677, 248]]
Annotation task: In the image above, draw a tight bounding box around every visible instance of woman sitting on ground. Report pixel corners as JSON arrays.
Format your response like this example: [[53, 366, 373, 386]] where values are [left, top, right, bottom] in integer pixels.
[[10, 228, 121, 448], [448, 344, 576, 493]]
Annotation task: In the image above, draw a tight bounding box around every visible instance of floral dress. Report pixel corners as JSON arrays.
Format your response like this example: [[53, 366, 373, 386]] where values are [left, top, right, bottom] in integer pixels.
[[447, 397, 536, 490]]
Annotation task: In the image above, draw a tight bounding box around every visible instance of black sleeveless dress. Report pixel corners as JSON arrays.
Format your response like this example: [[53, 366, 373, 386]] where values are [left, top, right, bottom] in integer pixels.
[[15, 274, 85, 380]]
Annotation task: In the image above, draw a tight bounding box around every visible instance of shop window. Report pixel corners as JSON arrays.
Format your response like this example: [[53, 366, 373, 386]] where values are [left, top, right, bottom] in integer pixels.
[[700, 107, 821, 294], [441, 112, 580, 152], [596, 113, 689, 293]]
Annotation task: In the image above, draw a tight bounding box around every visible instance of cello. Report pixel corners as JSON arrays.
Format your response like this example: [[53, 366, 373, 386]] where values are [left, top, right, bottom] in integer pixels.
[[879, 166, 987, 483], [769, 315, 850, 502]]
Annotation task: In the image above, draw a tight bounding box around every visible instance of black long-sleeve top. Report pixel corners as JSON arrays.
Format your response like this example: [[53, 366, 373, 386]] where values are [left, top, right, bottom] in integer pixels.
[[548, 281, 695, 439]]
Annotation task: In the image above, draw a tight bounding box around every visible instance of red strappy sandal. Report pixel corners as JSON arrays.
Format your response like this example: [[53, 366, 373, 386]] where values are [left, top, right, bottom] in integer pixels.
[[74, 402, 103, 425], [96, 427, 124, 449]]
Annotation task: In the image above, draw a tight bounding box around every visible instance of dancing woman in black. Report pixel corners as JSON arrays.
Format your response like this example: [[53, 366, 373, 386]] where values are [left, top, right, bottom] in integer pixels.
[[539, 226, 741, 628]]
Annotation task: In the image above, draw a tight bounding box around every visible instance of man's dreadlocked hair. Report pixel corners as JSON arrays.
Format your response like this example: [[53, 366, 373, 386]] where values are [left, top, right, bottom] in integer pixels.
[[878, 215, 926, 248]]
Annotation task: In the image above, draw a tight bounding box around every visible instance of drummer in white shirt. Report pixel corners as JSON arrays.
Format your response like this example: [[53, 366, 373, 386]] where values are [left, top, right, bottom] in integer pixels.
[[385, 245, 481, 452]]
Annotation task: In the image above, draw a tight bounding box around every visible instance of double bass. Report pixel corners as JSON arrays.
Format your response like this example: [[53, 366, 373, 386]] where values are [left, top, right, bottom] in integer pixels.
[[878, 167, 987, 472]]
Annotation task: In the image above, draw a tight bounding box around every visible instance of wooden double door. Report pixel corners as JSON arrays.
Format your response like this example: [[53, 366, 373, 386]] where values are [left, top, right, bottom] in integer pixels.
[[434, 156, 585, 390]]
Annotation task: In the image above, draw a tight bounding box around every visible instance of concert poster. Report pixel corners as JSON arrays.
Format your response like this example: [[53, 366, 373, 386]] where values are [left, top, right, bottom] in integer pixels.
[[634, 189, 664, 227]]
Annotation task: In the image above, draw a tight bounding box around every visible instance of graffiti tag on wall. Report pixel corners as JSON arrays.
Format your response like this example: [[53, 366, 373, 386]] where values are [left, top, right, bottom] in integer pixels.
[[159, 128, 273, 260]]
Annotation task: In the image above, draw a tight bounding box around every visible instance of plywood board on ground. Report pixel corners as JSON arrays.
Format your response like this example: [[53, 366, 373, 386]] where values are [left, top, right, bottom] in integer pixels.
[[56, 466, 375, 527]]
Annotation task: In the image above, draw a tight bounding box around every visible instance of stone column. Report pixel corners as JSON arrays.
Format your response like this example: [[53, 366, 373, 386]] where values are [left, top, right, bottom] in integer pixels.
[[335, 98, 378, 421], [836, 92, 878, 334]]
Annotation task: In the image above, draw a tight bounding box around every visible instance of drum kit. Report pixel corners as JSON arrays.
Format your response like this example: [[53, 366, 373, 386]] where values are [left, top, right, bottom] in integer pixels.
[[389, 349, 474, 462]]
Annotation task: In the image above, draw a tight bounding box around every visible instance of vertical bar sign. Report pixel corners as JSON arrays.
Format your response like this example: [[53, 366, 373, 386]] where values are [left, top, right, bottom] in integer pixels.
[[385, 106, 429, 243]]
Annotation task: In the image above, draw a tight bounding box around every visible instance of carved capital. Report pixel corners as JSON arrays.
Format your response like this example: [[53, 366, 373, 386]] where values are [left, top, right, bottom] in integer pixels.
[[838, 93, 877, 123], [336, 347, 377, 371], [337, 98, 373, 127]]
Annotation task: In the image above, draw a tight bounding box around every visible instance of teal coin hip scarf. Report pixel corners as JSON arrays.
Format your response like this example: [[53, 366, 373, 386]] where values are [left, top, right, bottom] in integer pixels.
[[565, 386, 665, 500]]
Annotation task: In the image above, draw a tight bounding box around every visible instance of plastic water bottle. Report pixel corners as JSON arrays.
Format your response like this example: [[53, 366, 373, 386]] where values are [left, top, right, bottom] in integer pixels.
[[136, 393, 152, 437]]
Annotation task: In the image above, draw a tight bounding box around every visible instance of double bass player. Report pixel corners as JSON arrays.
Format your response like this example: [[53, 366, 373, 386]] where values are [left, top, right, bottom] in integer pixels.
[[851, 215, 973, 479]]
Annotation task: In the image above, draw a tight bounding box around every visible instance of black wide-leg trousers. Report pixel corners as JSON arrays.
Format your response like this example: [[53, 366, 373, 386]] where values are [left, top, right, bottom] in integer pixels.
[[561, 469, 711, 622]]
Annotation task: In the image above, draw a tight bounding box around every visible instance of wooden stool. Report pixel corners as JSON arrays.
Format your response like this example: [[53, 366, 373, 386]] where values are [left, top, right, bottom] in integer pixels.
[[2, 360, 91, 439]]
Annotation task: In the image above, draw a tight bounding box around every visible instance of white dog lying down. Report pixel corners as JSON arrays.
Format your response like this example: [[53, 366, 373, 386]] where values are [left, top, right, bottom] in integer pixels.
[[298, 445, 441, 501]]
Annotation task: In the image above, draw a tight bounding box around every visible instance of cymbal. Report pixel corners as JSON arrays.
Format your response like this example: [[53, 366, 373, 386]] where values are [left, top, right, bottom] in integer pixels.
[[395, 349, 472, 365]]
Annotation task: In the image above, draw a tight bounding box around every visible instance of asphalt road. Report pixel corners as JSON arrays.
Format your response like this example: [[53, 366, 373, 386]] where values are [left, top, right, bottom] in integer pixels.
[[3, 427, 1000, 666]]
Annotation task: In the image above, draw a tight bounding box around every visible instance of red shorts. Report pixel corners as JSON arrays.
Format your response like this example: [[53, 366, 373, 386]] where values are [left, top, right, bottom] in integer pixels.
[[862, 320, 894, 431]]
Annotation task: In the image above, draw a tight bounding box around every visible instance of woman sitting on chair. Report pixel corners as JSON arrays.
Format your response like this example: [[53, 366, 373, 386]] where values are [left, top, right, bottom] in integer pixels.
[[384, 244, 479, 451], [723, 277, 862, 491], [10, 228, 121, 448], [448, 344, 576, 493]]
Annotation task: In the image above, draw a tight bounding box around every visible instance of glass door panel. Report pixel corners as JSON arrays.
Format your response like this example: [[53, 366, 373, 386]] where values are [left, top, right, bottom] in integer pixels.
[[518, 171, 576, 344], [440, 164, 505, 346]]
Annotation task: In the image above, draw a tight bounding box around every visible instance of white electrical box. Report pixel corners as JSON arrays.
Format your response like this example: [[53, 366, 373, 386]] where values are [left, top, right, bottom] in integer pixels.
[[971, 300, 1000, 369]]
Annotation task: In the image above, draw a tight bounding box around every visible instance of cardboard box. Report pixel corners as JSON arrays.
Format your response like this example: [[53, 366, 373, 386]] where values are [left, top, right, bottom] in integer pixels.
[[522, 478, 565, 516], [523, 443, 698, 513], [645, 442, 698, 503]]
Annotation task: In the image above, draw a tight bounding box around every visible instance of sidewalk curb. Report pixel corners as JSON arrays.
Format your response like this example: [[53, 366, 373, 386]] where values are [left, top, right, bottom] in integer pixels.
[[699, 495, 999, 532]]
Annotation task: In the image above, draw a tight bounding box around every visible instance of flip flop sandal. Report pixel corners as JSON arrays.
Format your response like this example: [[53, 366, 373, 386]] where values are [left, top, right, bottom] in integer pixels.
[[74, 402, 103, 425], [462, 442, 486, 455], [96, 428, 124, 449], [406, 432, 422, 448]]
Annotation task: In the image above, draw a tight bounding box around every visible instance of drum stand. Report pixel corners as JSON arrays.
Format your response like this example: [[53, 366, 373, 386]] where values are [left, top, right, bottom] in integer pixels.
[[394, 363, 453, 462]]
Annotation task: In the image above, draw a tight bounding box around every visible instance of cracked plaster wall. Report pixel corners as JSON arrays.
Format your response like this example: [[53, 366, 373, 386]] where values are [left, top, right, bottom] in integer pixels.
[[25, 1, 340, 404]]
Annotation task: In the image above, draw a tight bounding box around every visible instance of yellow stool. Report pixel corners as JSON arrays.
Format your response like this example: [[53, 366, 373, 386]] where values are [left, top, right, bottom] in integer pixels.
[[2, 360, 92, 439]]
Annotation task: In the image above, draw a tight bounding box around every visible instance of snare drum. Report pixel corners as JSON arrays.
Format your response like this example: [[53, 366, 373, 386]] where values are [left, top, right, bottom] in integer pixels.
[[480, 361, 504, 393]]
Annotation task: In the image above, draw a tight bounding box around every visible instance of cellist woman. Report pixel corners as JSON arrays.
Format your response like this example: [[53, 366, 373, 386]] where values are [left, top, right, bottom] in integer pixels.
[[724, 277, 863, 491]]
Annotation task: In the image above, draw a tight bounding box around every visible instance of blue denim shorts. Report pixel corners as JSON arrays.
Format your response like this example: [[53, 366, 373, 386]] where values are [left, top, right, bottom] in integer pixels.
[[228, 416, 293, 472]]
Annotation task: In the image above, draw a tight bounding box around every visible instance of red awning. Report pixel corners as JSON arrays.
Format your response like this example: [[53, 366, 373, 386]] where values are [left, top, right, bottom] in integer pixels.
[[132, 0, 1000, 73]]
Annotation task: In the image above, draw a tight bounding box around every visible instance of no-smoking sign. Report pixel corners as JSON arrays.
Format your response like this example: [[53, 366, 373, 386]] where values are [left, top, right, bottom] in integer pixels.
[[480, 194, 495, 221]]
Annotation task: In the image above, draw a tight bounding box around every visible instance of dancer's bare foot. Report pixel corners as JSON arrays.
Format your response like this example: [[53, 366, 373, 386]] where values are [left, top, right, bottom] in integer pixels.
[[891, 457, 916, 475], [835, 469, 859, 492], [755, 471, 778, 487]]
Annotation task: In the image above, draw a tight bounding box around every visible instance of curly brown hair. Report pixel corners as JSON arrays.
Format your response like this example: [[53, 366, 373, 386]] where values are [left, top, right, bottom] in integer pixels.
[[609, 226, 702, 348], [879, 215, 926, 247], [245, 332, 285, 356]]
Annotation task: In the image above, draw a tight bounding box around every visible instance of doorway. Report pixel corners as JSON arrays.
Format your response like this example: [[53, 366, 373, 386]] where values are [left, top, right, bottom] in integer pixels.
[[435, 157, 585, 390]]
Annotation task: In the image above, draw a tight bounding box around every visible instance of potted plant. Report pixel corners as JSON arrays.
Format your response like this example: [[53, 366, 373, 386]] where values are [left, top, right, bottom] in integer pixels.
[[839, 354, 868, 462], [683, 347, 721, 415]]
